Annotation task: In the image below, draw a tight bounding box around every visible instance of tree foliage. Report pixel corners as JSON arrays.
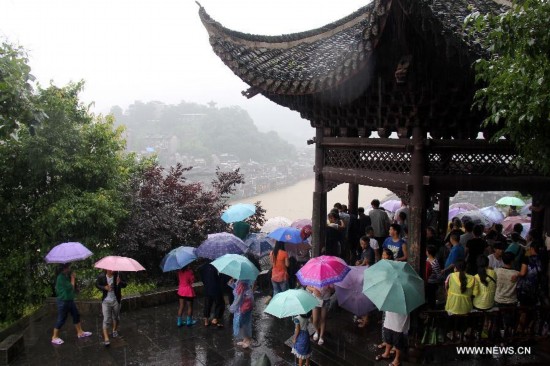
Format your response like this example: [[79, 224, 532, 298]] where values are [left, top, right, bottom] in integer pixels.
[[0, 79, 138, 322], [468, 0, 550, 173], [116, 165, 265, 279], [0, 42, 45, 140]]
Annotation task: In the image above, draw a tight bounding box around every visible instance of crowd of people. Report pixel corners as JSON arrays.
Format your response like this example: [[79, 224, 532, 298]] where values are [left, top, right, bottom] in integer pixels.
[[50, 198, 548, 365]]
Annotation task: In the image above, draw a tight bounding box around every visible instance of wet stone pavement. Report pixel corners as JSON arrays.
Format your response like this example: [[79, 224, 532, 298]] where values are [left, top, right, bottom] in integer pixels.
[[10, 291, 550, 365], [13, 292, 299, 366]]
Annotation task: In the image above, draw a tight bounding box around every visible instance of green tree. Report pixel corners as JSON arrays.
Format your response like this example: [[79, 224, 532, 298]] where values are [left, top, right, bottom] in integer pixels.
[[0, 80, 138, 323], [0, 42, 45, 140], [468, 0, 550, 173]]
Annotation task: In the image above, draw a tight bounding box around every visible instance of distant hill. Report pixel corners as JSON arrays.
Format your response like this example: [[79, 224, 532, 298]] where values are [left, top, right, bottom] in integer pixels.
[[110, 101, 297, 164]]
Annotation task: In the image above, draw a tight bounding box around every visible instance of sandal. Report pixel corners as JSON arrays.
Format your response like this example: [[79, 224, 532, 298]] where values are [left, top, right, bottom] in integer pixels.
[[78, 331, 92, 338], [376, 342, 386, 349], [375, 353, 391, 361], [389, 362, 400, 366], [216, 323, 224, 329], [51, 338, 64, 345]]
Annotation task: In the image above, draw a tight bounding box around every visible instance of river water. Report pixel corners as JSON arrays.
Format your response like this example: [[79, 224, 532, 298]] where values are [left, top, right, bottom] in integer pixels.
[[237, 177, 391, 220]]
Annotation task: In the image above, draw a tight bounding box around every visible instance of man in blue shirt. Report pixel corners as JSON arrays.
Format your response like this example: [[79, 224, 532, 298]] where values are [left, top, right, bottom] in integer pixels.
[[382, 224, 408, 262], [444, 233, 465, 274]]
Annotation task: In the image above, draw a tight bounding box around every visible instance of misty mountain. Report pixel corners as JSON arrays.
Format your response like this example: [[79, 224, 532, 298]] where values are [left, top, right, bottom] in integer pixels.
[[110, 101, 297, 164]]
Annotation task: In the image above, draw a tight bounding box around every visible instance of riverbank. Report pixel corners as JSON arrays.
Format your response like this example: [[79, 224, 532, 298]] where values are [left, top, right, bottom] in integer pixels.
[[236, 178, 391, 220]]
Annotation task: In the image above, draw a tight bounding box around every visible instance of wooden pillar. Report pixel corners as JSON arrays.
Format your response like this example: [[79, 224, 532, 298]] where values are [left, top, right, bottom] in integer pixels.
[[438, 192, 450, 240], [408, 126, 426, 274], [348, 183, 359, 215], [312, 127, 326, 258]]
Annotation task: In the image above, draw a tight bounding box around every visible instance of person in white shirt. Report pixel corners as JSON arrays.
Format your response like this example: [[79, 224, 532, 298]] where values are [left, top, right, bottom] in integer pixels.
[[376, 311, 410, 366], [488, 242, 506, 269]]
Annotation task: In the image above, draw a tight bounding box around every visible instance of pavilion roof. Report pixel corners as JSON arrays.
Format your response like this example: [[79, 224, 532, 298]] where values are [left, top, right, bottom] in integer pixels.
[[198, 0, 508, 97]]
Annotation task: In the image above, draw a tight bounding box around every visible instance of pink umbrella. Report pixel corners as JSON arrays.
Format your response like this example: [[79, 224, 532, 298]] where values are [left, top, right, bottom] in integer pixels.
[[450, 202, 479, 211], [94, 256, 146, 272], [335, 266, 376, 316], [502, 216, 531, 236], [291, 218, 312, 229], [296, 255, 350, 287]]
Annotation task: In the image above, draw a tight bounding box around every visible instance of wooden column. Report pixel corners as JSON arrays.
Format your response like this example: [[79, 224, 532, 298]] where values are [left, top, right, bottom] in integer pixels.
[[408, 126, 426, 274], [312, 127, 326, 258], [438, 192, 450, 239], [348, 183, 359, 215]]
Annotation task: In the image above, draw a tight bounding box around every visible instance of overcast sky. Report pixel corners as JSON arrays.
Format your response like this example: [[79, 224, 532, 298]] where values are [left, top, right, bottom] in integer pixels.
[[1, 0, 370, 144]]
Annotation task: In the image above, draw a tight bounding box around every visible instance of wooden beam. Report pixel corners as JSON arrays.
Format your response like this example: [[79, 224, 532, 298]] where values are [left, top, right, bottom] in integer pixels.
[[424, 175, 550, 192], [322, 167, 411, 191]]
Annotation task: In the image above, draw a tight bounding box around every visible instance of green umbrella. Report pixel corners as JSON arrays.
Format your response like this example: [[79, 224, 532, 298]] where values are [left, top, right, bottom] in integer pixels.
[[362, 260, 424, 315], [211, 253, 259, 281], [264, 289, 319, 318], [496, 196, 525, 207]]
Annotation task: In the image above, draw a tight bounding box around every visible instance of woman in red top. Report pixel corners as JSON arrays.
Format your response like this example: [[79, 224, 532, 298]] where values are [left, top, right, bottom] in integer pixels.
[[270, 241, 290, 295], [177, 265, 197, 327]]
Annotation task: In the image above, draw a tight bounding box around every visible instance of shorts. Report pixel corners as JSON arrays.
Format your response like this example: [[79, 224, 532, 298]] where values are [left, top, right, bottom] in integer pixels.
[[178, 295, 194, 302], [382, 327, 407, 350], [316, 299, 330, 309]]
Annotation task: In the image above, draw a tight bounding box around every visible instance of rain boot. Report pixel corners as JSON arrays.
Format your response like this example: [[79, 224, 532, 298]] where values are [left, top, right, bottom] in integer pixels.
[[186, 316, 197, 327], [177, 317, 183, 327]]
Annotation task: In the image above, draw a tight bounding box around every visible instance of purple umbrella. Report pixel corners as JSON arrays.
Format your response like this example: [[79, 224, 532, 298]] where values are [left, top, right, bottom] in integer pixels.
[[479, 206, 505, 225], [448, 207, 468, 220], [335, 266, 376, 316], [244, 233, 274, 258], [380, 199, 402, 213], [450, 202, 479, 211], [45, 242, 93, 263], [196, 233, 247, 260]]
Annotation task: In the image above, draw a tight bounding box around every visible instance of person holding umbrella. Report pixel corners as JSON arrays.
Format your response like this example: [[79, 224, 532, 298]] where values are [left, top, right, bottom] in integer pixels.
[[199, 261, 225, 327], [229, 279, 255, 349], [177, 265, 197, 327], [292, 311, 312, 366], [375, 311, 410, 366], [95, 269, 127, 346], [264, 289, 318, 365], [270, 241, 290, 296], [51, 263, 92, 344]]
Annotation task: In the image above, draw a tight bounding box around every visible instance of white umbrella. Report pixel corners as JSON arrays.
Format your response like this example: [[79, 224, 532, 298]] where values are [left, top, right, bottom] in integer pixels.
[[479, 206, 505, 225], [261, 216, 292, 233]]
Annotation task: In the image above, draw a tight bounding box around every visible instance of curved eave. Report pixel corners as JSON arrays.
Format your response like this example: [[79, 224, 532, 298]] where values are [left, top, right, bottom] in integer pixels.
[[404, 0, 510, 60], [198, 0, 392, 96]]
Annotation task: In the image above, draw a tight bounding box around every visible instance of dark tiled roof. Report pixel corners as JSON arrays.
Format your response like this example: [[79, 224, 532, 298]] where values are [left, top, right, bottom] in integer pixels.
[[199, 0, 508, 97], [199, 0, 390, 95]]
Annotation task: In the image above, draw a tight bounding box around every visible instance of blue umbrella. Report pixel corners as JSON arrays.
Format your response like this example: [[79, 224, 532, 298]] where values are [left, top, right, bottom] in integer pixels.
[[211, 254, 259, 281], [267, 227, 303, 244], [160, 246, 197, 272], [196, 233, 247, 260], [221, 203, 256, 223], [244, 233, 274, 258]]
